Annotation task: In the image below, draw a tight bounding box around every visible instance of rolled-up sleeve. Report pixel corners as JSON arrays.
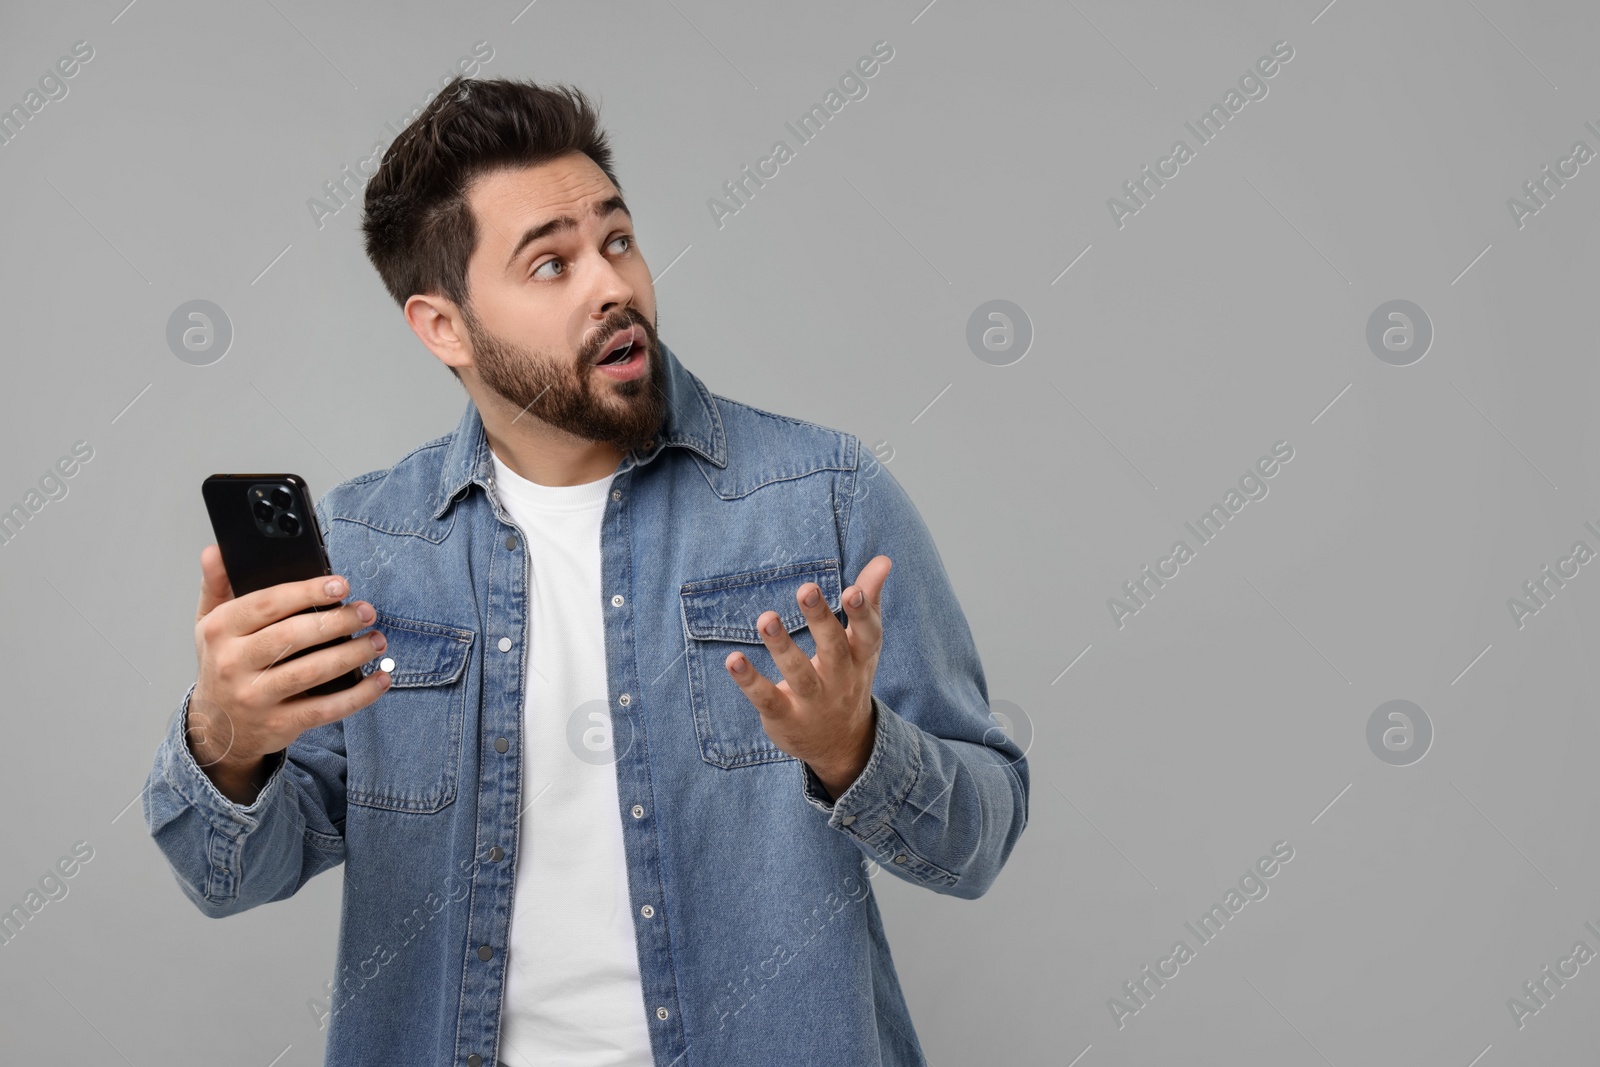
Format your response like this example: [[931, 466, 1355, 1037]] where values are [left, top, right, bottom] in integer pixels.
[[143, 682, 349, 917], [800, 440, 1029, 899]]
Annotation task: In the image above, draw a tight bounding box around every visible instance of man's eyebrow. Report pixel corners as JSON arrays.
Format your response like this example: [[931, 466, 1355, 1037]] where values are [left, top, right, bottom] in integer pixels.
[[505, 195, 631, 270]]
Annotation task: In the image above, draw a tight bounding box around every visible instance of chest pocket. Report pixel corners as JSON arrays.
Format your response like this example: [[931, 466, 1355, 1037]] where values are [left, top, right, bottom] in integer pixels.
[[679, 558, 844, 769], [346, 610, 476, 813]]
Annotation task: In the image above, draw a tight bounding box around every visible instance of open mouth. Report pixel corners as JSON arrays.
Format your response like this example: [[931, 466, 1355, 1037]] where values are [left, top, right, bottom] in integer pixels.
[[595, 338, 635, 365], [591, 323, 644, 367]]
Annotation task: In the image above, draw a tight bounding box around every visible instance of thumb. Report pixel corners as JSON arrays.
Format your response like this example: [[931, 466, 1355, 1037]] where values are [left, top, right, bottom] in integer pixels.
[[196, 544, 235, 622]]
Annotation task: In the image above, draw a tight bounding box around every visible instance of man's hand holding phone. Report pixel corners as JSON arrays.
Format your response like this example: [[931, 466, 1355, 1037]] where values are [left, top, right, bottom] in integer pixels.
[[187, 544, 391, 805]]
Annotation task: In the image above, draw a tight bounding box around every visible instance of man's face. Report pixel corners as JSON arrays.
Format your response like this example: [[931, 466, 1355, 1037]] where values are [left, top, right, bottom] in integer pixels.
[[457, 152, 666, 454]]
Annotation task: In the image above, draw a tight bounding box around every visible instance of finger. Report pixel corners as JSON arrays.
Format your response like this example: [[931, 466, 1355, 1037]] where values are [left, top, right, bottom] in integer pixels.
[[196, 544, 236, 622], [258, 625, 387, 705], [755, 611, 823, 699], [797, 581, 849, 671], [844, 555, 892, 659], [291, 667, 393, 732], [223, 571, 352, 641], [725, 649, 790, 719], [245, 599, 377, 675], [856, 555, 893, 606]]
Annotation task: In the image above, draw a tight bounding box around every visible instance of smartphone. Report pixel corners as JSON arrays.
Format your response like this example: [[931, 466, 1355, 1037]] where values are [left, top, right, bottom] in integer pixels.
[[201, 473, 363, 697]]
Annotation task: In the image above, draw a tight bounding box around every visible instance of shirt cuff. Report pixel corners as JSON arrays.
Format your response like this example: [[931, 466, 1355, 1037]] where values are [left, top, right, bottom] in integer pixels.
[[801, 693, 923, 841], [152, 681, 289, 838]]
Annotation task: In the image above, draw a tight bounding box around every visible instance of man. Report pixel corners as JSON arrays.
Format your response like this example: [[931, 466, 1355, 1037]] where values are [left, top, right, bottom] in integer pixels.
[[145, 75, 1028, 1067]]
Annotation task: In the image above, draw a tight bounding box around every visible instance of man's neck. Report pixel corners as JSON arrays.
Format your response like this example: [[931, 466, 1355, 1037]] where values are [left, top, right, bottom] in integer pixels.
[[478, 401, 625, 487]]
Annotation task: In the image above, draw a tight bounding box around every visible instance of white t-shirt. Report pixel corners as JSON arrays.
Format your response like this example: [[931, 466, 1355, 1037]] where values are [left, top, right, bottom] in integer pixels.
[[489, 449, 653, 1067]]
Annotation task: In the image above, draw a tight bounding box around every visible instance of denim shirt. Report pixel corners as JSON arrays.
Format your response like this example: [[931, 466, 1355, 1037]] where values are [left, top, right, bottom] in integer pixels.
[[144, 341, 1029, 1067]]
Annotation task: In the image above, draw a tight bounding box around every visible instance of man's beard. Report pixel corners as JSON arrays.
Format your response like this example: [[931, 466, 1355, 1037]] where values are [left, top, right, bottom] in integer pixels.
[[463, 304, 668, 455]]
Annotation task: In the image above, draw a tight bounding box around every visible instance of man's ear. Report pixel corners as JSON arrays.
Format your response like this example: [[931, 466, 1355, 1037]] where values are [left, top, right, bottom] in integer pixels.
[[405, 293, 472, 373]]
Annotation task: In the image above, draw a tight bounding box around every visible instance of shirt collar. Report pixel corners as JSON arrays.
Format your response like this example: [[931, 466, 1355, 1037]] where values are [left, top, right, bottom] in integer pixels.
[[430, 337, 727, 521]]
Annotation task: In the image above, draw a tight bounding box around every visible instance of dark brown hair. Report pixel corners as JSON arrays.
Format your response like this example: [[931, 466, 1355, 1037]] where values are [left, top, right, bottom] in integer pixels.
[[361, 75, 621, 373]]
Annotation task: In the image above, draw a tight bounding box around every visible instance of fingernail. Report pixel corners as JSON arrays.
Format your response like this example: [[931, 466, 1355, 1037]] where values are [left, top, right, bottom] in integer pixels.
[[325, 577, 346, 597], [369, 631, 386, 651], [802, 587, 819, 607], [731, 657, 746, 673], [356, 602, 376, 623], [851, 589, 864, 607], [763, 617, 781, 636], [377, 672, 392, 689]]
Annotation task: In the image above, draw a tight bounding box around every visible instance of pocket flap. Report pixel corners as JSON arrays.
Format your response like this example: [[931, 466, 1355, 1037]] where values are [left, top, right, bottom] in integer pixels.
[[360, 611, 475, 687], [680, 558, 843, 642]]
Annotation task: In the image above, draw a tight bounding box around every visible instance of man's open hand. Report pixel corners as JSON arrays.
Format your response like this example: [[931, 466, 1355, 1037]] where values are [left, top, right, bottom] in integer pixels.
[[725, 555, 892, 800]]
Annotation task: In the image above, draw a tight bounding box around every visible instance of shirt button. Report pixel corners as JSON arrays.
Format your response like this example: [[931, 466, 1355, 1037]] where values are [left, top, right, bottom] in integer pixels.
[[468, 1056, 483, 1067], [618, 692, 631, 707], [655, 1006, 669, 1021], [489, 846, 504, 862], [841, 815, 856, 826], [631, 804, 645, 819], [477, 945, 493, 961], [640, 904, 655, 918], [611, 489, 622, 501], [504, 535, 518, 550], [893, 854, 908, 864], [498, 637, 512, 652], [611, 594, 625, 607], [494, 737, 509, 754], [379, 656, 395, 674]]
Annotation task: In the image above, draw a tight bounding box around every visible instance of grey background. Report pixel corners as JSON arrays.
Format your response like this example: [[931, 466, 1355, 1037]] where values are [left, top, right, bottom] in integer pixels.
[[1, 0, 1597, 1063]]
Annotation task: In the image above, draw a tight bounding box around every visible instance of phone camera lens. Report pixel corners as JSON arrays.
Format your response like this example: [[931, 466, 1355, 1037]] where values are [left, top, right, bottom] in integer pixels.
[[253, 499, 276, 522], [279, 512, 301, 536], [271, 486, 295, 510]]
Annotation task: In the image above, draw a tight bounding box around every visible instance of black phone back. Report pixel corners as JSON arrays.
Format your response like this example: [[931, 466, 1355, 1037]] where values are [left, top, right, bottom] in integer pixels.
[[201, 473, 361, 695]]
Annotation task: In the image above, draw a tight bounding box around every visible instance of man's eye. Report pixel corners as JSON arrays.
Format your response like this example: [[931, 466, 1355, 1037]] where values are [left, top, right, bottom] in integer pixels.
[[532, 237, 630, 279]]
